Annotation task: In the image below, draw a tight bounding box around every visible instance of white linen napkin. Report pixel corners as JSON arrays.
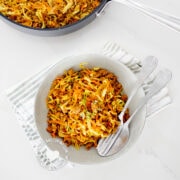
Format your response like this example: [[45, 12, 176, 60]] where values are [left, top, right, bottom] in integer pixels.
[[5, 42, 172, 170]]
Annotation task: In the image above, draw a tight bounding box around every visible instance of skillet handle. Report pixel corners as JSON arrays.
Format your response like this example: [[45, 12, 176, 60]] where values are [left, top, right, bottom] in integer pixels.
[[111, 0, 180, 32], [96, 1, 112, 17]]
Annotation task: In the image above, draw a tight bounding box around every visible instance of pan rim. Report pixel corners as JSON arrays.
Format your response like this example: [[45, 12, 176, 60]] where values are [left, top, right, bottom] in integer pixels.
[[0, 0, 108, 32]]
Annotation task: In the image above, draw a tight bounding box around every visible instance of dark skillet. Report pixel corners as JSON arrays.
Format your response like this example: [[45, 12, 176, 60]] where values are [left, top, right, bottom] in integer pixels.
[[1, 0, 179, 36], [0, 0, 110, 36]]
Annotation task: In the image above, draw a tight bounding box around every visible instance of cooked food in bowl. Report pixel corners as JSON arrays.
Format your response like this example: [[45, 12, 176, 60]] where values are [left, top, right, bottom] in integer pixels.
[[46, 65, 130, 150], [0, 0, 100, 29], [34, 54, 146, 164]]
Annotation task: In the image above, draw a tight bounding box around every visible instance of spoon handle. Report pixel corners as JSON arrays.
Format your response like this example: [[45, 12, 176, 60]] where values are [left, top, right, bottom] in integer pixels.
[[119, 56, 158, 121], [113, 0, 180, 32], [126, 69, 172, 126]]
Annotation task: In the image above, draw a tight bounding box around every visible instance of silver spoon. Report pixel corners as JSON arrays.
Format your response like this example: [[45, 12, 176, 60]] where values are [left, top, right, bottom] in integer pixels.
[[97, 69, 172, 156], [97, 56, 158, 155]]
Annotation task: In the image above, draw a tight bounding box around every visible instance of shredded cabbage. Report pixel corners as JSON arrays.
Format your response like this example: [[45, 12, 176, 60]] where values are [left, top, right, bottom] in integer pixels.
[[46, 65, 130, 150], [0, 0, 100, 28]]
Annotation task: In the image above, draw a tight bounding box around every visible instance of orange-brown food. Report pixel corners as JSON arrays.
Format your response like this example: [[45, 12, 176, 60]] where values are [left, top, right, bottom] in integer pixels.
[[0, 0, 100, 28], [46, 66, 130, 150]]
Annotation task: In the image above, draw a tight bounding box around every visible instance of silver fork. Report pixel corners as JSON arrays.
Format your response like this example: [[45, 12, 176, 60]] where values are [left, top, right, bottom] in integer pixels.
[[96, 56, 158, 153], [97, 69, 172, 156]]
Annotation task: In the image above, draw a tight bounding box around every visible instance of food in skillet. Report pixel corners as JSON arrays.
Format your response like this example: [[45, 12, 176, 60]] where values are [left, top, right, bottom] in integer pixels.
[[0, 0, 100, 28], [46, 65, 130, 150]]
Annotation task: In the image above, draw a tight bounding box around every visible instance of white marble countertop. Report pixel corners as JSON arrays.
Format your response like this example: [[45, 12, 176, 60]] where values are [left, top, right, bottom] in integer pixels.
[[0, 1, 180, 180]]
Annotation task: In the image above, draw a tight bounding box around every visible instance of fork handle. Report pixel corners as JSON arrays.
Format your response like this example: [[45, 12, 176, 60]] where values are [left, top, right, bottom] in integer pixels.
[[126, 69, 172, 126], [112, 0, 180, 32]]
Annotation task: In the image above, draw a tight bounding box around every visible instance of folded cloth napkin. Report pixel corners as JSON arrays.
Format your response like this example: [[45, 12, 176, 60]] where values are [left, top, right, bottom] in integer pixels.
[[5, 42, 172, 170]]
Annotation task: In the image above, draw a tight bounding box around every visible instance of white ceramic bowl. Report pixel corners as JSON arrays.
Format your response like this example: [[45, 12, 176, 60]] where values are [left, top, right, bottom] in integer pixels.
[[34, 53, 146, 165]]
